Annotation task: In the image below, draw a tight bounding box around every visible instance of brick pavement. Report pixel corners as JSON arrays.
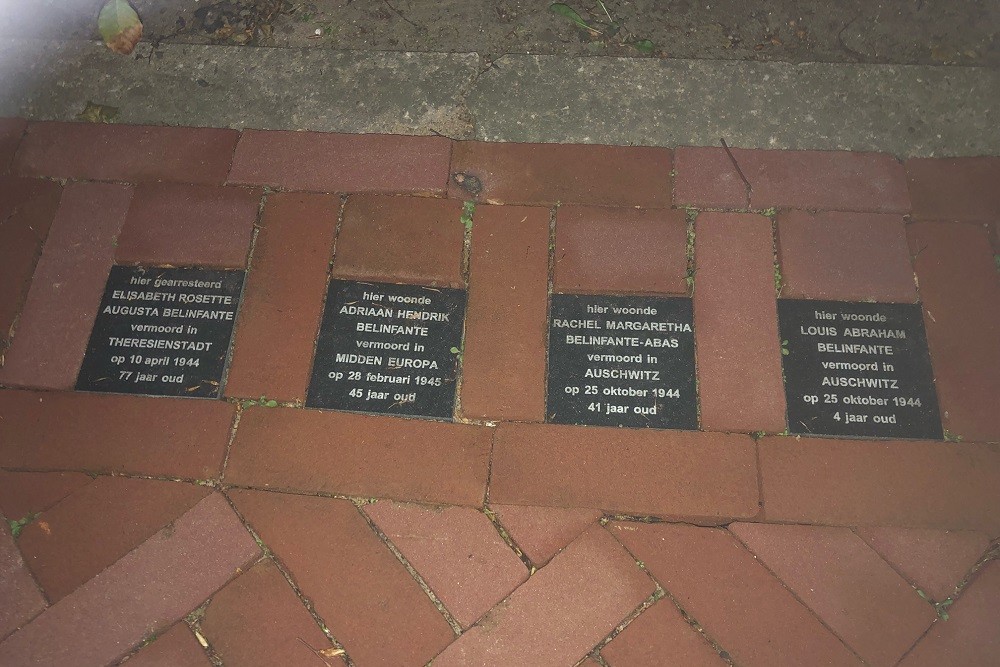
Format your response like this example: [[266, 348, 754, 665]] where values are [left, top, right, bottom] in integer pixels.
[[0, 120, 997, 665]]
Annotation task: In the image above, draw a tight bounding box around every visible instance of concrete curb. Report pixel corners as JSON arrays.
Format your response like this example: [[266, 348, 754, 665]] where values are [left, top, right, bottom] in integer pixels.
[[1, 38, 997, 157]]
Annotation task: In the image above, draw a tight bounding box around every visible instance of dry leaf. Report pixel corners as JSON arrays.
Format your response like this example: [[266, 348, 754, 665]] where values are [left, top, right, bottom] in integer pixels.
[[98, 0, 143, 55], [77, 101, 119, 123], [930, 45, 958, 64]]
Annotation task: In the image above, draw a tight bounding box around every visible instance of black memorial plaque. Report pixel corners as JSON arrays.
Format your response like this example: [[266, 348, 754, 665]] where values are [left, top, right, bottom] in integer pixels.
[[547, 294, 697, 429], [76, 266, 244, 398], [779, 299, 942, 439], [307, 279, 466, 419]]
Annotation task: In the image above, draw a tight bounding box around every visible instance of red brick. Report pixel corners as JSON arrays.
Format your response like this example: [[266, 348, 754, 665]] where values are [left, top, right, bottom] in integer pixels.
[[0, 493, 260, 666], [602, 598, 727, 667], [610, 522, 862, 667], [908, 221, 1000, 441], [674, 145, 750, 208], [201, 560, 337, 666], [553, 205, 688, 295], [491, 423, 758, 522], [855, 526, 991, 602], [759, 436, 1000, 533], [694, 212, 786, 433], [0, 118, 27, 172], [731, 523, 935, 667], [905, 157, 1000, 222], [0, 182, 132, 390], [461, 204, 549, 421], [224, 192, 338, 401], [17, 476, 209, 602], [116, 183, 260, 269], [450, 141, 672, 208], [228, 129, 451, 194], [333, 195, 465, 287], [125, 623, 213, 667], [13, 121, 239, 185], [777, 210, 917, 302], [0, 524, 45, 641], [364, 500, 528, 627], [491, 504, 602, 566], [434, 525, 655, 666], [0, 389, 234, 479], [229, 489, 454, 666], [0, 177, 61, 353], [675, 146, 910, 212], [225, 406, 490, 507], [899, 561, 1000, 666], [0, 471, 92, 520]]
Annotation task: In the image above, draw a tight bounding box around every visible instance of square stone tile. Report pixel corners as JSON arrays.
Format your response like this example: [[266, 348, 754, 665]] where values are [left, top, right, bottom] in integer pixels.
[[333, 195, 465, 287], [116, 183, 260, 269], [777, 210, 916, 302], [554, 205, 688, 295]]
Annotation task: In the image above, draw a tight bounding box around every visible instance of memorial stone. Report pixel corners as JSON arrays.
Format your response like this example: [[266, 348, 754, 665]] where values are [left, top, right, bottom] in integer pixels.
[[307, 279, 466, 419], [547, 293, 698, 429], [779, 299, 943, 439], [77, 265, 244, 398]]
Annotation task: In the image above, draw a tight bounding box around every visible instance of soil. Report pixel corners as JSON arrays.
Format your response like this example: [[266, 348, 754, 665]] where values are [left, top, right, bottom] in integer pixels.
[[1, 0, 997, 67]]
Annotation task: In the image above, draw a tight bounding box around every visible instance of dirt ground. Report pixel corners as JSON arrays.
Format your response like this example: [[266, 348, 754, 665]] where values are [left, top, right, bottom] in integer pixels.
[[1, 0, 997, 67]]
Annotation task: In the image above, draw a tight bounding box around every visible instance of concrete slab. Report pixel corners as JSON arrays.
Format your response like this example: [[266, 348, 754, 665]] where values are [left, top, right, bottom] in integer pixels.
[[468, 55, 1000, 156], [1, 38, 998, 156], [0, 39, 479, 137]]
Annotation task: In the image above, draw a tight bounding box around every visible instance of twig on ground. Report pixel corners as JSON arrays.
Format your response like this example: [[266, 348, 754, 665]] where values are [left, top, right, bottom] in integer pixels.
[[720, 137, 752, 203]]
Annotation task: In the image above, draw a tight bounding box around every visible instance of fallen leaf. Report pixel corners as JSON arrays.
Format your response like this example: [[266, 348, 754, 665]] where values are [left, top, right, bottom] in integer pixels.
[[76, 101, 119, 124], [549, 3, 598, 34], [930, 45, 957, 64], [98, 0, 143, 55], [634, 39, 654, 54]]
